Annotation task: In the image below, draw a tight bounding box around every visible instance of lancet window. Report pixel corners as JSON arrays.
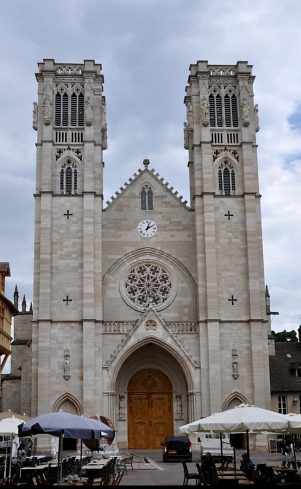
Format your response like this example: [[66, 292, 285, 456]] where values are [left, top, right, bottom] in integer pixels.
[[60, 159, 78, 194], [55, 84, 84, 127], [218, 160, 236, 195], [141, 184, 153, 210], [209, 86, 238, 128]]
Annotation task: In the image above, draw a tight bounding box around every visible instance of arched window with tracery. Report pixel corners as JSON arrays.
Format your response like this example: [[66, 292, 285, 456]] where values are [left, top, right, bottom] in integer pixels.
[[60, 159, 78, 194], [141, 184, 153, 210], [218, 160, 236, 195], [224, 94, 238, 127], [55, 84, 84, 127], [209, 86, 239, 128]]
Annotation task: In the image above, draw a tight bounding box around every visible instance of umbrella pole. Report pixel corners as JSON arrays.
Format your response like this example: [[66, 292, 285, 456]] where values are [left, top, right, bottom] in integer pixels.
[[293, 434, 297, 468], [4, 440, 7, 478], [8, 434, 12, 479], [219, 433, 224, 468], [246, 430, 250, 459], [80, 439, 83, 481], [233, 446, 236, 475], [58, 435, 63, 484]]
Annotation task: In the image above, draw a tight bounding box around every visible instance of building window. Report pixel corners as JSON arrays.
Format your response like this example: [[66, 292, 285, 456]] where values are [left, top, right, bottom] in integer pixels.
[[278, 395, 287, 414], [209, 94, 222, 127], [209, 87, 238, 128], [60, 159, 78, 194], [218, 160, 236, 195], [224, 94, 238, 127], [125, 263, 171, 308], [141, 185, 153, 210], [299, 395, 301, 414], [55, 84, 84, 127]]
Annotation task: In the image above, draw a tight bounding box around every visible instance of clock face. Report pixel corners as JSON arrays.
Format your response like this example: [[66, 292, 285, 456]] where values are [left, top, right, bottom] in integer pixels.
[[138, 219, 157, 238]]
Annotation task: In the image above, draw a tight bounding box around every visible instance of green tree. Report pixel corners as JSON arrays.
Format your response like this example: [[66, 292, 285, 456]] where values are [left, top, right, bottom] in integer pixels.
[[271, 330, 298, 342]]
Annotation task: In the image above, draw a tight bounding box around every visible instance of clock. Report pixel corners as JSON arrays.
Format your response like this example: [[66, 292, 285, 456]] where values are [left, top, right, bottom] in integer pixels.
[[138, 219, 157, 238]]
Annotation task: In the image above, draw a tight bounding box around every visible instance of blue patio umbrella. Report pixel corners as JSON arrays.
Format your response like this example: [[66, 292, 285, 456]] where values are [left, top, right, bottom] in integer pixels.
[[18, 411, 113, 439], [18, 411, 114, 482]]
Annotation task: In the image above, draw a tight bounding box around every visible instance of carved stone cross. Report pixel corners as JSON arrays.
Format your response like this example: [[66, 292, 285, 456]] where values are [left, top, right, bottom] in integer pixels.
[[63, 295, 72, 305], [228, 295, 237, 306], [64, 210, 73, 220], [224, 210, 233, 220]]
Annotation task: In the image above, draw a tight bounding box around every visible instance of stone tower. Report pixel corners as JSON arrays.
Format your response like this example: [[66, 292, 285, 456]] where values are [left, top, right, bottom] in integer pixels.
[[184, 61, 270, 414], [3, 59, 271, 450], [32, 60, 107, 416]]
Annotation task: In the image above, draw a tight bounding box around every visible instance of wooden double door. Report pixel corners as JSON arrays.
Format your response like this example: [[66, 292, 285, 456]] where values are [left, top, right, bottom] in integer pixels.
[[128, 369, 173, 449]]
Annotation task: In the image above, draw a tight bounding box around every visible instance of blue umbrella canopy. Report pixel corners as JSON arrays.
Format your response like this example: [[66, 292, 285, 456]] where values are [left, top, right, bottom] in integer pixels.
[[18, 411, 113, 439]]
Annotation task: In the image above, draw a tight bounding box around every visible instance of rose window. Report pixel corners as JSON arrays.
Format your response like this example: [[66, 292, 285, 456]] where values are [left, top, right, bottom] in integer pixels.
[[125, 263, 172, 308]]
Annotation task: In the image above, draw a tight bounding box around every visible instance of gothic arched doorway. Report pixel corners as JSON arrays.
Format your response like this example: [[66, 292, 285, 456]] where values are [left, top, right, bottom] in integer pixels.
[[128, 368, 173, 449]]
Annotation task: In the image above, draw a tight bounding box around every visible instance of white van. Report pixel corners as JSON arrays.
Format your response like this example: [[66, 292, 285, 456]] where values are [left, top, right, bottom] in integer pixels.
[[198, 433, 234, 457]]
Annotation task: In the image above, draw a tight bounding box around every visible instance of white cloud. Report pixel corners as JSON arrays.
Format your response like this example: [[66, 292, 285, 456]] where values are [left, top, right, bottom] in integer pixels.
[[0, 0, 300, 333]]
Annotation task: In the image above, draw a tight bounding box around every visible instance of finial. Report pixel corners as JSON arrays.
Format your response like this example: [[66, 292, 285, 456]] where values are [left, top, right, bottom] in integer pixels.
[[14, 285, 19, 311], [143, 158, 150, 168], [22, 295, 27, 313]]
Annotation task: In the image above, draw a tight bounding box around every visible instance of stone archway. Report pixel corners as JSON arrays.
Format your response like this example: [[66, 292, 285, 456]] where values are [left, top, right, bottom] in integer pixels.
[[128, 368, 173, 449]]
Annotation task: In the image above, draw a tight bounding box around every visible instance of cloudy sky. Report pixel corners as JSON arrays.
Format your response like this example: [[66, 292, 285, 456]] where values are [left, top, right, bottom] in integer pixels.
[[1, 0, 300, 333]]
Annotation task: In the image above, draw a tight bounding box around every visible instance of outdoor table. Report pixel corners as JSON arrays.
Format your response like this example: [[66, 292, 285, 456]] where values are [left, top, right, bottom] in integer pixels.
[[21, 464, 51, 485], [22, 463, 49, 471], [273, 466, 300, 484], [218, 474, 248, 480], [81, 459, 108, 470], [218, 470, 245, 476], [81, 459, 108, 486]]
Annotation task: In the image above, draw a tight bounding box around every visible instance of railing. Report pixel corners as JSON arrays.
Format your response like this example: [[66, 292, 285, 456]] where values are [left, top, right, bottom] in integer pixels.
[[55, 129, 84, 144], [211, 129, 239, 145]]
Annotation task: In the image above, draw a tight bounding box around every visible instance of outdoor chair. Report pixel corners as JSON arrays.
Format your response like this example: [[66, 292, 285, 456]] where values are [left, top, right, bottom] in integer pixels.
[[182, 461, 199, 485], [111, 468, 125, 486], [96, 457, 118, 486], [117, 455, 134, 474], [195, 463, 209, 487]]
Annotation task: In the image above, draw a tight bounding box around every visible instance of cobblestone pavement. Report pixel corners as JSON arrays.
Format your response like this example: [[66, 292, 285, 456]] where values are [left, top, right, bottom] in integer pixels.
[[119, 449, 298, 486]]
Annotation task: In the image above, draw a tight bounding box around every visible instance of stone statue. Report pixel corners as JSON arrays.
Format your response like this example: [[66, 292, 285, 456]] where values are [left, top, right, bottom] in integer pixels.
[[32, 102, 38, 130], [119, 395, 125, 419], [187, 101, 193, 128], [232, 347, 239, 379], [101, 125, 107, 149], [241, 98, 250, 127], [176, 395, 183, 419], [101, 101, 107, 127], [183, 122, 189, 149], [85, 96, 94, 126], [200, 96, 209, 126], [254, 103, 260, 132], [42, 94, 52, 125], [63, 349, 70, 380]]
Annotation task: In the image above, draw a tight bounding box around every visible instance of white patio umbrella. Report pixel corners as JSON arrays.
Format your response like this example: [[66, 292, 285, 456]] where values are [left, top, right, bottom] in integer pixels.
[[180, 404, 289, 458], [282, 413, 301, 466], [0, 416, 24, 478]]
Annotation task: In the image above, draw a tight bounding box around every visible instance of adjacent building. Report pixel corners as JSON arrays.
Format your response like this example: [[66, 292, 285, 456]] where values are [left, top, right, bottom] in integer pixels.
[[0, 263, 17, 375]]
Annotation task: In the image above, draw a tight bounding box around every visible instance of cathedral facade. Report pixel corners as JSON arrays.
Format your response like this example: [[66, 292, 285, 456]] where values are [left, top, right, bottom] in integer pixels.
[[2, 59, 271, 449]]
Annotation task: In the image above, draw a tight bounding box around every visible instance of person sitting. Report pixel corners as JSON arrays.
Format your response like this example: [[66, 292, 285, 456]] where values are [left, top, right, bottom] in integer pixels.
[[201, 452, 218, 487], [240, 453, 255, 479]]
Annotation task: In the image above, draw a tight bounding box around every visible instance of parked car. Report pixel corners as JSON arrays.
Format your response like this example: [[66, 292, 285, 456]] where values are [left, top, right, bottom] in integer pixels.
[[161, 435, 192, 462]]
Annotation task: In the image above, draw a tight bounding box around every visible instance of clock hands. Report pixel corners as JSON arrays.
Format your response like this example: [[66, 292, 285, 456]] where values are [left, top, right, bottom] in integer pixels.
[[145, 222, 155, 231]]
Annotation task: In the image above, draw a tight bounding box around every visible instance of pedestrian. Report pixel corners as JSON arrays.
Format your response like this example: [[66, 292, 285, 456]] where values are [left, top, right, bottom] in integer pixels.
[[281, 442, 289, 467], [240, 453, 255, 479]]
